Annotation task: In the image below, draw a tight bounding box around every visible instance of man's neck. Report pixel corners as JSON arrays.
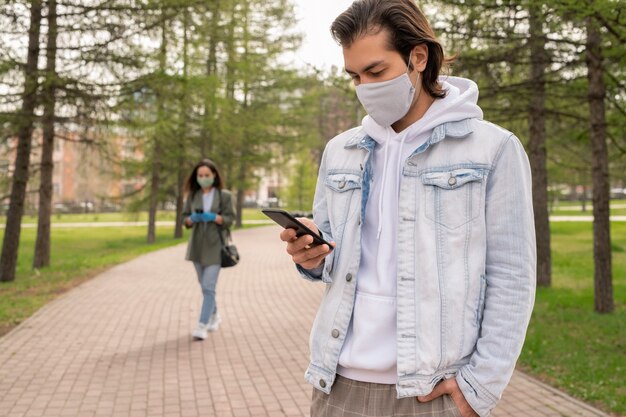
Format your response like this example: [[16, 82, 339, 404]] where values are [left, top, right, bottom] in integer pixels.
[[391, 93, 436, 133]]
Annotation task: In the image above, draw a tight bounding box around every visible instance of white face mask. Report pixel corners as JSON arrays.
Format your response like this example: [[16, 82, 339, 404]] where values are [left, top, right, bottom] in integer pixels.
[[355, 54, 420, 127]]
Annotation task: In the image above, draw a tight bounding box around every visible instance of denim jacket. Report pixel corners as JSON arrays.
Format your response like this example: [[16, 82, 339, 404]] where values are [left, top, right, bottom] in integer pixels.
[[298, 118, 536, 417]]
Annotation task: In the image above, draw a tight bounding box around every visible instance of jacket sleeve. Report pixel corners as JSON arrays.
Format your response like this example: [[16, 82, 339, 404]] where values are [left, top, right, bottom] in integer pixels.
[[296, 142, 336, 283], [456, 134, 537, 417], [220, 190, 236, 228]]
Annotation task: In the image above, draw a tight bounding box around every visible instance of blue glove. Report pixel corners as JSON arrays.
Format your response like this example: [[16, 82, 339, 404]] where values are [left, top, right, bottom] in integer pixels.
[[201, 212, 217, 222], [190, 213, 203, 223]]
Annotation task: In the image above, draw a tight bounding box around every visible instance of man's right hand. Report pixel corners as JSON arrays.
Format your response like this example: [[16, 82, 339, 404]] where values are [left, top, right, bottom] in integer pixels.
[[279, 218, 335, 270]]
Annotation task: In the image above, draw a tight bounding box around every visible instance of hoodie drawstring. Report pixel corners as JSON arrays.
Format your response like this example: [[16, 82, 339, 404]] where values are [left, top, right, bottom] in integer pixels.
[[377, 130, 391, 239], [377, 130, 409, 239]]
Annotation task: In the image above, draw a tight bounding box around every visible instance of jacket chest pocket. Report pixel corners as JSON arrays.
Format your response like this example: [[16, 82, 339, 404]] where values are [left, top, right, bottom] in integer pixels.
[[324, 172, 362, 238], [421, 168, 484, 230]]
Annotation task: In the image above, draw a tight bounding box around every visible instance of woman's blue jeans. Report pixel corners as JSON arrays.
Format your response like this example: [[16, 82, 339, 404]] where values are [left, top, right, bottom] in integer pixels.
[[193, 263, 221, 325]]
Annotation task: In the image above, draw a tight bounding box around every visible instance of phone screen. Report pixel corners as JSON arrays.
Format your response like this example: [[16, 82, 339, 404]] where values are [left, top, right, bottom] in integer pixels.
[[262, 209, 333, 250]]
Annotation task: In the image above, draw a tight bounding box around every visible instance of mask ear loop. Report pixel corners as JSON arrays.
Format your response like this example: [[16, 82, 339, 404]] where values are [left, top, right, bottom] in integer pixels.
[[406, 49, 422, 104]]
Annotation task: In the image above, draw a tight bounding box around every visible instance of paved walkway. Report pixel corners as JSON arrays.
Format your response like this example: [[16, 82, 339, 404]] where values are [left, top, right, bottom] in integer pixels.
[[0, 227, 615, 417]]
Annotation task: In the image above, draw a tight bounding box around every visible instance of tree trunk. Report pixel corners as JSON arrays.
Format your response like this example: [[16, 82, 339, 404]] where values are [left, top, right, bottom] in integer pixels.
[[174, 169, 185, 238], [148, 13, 168, 244], [34, 0, 58, 269], [586, 17, 613, 314], [174, 8, 190, 240], [0, 0, 43, 282], [528, 4, 551, 287], [147, 139, 161, 244], [236, 159, 245, 228], [202, 0, 220, 156]]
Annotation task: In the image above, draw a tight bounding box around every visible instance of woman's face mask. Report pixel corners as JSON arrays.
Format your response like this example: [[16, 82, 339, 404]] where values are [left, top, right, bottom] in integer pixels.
[[197, 176, 214, 188], [355, 53, 421, 127]]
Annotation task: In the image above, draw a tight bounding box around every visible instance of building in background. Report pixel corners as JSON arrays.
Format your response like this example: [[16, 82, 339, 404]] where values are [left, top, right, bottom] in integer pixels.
[[1, 128, 289, 214], [0, 129, 145, 214]]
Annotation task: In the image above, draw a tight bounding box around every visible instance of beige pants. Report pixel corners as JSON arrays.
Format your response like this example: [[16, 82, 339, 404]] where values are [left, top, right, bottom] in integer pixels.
[[311, 375, 462, 417]]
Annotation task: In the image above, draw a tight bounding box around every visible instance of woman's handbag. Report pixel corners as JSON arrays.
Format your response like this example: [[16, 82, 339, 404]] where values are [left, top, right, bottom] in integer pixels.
[[217, 189, 240, 268], [218, 228, 240, 268]]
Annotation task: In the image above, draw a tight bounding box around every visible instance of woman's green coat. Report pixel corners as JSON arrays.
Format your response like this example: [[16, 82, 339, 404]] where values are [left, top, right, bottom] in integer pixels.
[[183, 189, 236, 266]]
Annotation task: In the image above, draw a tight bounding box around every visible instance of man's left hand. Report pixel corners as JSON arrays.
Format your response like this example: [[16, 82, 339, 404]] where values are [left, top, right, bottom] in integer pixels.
[[416, 378, 479, 417]]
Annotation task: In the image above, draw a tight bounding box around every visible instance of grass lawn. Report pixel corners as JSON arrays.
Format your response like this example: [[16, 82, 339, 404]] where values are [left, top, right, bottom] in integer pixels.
[[0, 208, 272, 224], [0, 227, 187, 336], [519, 221, 626, 415], [550, 200, 626, 216]]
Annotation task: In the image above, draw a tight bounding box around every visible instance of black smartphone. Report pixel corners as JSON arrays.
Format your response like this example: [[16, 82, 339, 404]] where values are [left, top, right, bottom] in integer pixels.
[[262, 208, 333, 250]]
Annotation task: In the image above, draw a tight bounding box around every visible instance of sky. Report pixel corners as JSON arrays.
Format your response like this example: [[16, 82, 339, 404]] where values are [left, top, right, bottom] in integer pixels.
[[290, 0, 355, 71]]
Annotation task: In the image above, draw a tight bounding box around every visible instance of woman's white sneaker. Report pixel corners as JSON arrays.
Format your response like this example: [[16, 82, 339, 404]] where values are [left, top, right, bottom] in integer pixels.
[[207, 313, 221, 332], [192, 323, 209, 340]]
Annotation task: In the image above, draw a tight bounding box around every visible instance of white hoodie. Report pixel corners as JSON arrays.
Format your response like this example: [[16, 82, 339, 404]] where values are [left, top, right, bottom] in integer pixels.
[[336, 77, 484, 383]]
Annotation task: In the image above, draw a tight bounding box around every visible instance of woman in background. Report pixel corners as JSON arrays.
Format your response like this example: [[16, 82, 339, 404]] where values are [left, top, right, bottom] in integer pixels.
[[183, 159, 235, 340]]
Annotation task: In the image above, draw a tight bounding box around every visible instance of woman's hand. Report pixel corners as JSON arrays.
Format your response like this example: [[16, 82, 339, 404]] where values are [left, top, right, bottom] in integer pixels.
[[279, 218, 335, 270], [184, 217, 193, 228], [417, 378, 478, 417], [190, 213, 203, 223]]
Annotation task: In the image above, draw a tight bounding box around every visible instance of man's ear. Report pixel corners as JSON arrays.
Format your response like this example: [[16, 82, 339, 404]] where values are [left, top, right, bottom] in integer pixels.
[[411, 44, 429, 72]]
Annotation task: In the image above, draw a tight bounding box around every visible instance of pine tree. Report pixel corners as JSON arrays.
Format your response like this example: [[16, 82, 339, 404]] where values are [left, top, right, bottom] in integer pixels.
[[33, 0, 58, 269], [0, 0, 43, 282]]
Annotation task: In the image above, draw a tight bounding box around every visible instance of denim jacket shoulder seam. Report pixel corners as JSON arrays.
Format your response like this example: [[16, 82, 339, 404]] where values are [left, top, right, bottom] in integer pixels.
[[489, 133, 515, 171]]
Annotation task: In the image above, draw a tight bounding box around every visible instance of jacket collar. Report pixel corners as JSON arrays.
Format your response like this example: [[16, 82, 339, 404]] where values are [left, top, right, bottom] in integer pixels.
[[344, 119, 474, 151]]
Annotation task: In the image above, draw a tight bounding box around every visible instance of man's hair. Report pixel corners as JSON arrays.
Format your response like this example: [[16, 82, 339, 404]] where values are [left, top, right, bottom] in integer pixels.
[[330, 0, 452, 98]]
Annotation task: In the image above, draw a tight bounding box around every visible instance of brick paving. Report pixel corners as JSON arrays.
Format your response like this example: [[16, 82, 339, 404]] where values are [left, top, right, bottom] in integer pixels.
[[0, 226, 614, 417]]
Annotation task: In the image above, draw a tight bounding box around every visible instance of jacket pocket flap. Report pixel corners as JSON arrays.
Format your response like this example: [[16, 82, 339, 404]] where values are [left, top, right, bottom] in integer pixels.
[[421, 168, 483, 190], [325, 173, 361, 192]]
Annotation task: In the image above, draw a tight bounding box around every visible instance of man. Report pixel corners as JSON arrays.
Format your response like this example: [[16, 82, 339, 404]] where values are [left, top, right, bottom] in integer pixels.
[[279, 1, 536, 416]]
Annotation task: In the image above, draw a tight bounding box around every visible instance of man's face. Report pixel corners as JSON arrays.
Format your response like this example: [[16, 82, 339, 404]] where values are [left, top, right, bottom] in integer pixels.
[[343, 29, 411, 86]]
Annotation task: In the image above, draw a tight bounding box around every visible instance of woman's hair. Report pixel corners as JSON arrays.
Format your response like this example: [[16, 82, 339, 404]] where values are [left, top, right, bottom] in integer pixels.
[[184, 159, 224, 196], [330, 0, 453, 98]]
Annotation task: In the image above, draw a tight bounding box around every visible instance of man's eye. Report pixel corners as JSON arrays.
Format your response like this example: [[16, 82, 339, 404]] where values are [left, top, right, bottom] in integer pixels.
[[370, 70, 383, 77]]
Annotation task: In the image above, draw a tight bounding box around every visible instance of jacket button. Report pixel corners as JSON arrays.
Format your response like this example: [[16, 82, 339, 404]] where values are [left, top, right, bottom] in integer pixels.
[[346, 273, 352, 282], [448, 176, 457, 186], [338, 180, 346, 189], [332, 329, 340, 338], [319, 379, 327, 388]]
